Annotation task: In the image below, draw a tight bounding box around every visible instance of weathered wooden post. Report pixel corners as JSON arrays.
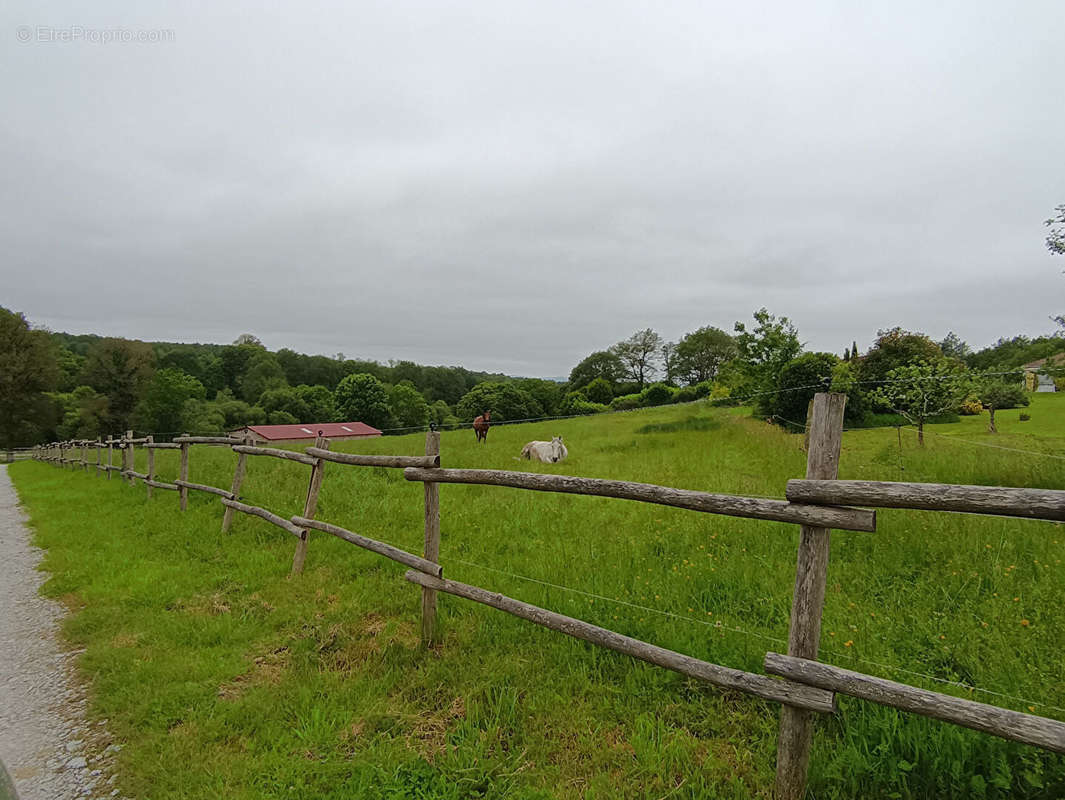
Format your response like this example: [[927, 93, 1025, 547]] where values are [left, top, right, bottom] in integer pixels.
[[95, 437, 102, 476], [421, 429, 442, 646], [775, 392, 846, 800], [179, 433, 190, 511], [291, 435, 329, 575], [106, 436, 114, 481], [221, 436, 251, 533], [124, 430, 134, 484], [145, 435, 155, 499], [80, 441, 87, 471]]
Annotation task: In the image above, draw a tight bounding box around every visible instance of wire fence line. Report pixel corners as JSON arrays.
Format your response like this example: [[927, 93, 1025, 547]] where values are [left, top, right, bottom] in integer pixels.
[[452, 557, 1065, 717]]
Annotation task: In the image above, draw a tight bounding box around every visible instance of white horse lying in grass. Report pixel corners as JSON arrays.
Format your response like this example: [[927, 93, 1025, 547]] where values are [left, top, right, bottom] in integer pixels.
[[519, 436, 568, 463]]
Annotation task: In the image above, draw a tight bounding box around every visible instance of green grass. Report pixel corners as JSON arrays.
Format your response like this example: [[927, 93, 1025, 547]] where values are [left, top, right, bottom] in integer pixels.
[[9, 394, 1065, 799]]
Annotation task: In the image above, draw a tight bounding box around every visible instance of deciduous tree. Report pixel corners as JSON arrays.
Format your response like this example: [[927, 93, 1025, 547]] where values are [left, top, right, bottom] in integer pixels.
[[671, 326, 736, 386], [80, 337, 155, 431], [568, 350, 625, 390], [0, 308, 58, 447], [869, 359, 970, 444], [610, 329, 662, 390], [334, 373, 392, 429]]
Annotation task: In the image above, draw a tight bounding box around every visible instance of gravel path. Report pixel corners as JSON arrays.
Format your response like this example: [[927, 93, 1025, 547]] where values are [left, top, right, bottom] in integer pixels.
[[0, 465, 120, 800]]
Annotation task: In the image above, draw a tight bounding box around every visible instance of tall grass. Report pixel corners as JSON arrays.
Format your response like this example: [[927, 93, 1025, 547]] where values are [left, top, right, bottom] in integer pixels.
[[10, 394, 1065, 798]]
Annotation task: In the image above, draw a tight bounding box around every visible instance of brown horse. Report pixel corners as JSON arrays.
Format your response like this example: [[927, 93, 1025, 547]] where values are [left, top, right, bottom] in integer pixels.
[[473, 410, 491, 443]]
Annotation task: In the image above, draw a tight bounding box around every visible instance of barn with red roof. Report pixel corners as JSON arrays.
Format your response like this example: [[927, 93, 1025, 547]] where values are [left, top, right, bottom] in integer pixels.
[[230, 421, 382, 445]]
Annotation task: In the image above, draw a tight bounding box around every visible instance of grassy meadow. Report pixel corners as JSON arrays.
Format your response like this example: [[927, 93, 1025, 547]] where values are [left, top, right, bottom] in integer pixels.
[[9, 394, 1065, 799]]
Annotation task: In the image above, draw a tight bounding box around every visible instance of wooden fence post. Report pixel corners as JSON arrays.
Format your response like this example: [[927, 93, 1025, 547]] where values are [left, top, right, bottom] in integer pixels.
[[179, 433, 190, 511], [125, 430, 134, 484], [291, 435, 329, 575], [81, 441, 87, 471], [221, 436, 250, 533], [95, 437, 102, 476], [421, 429, 442, 646], [145, 435, 155, 499], [106, 436, 114, 480], [775, 392, 847, 799]]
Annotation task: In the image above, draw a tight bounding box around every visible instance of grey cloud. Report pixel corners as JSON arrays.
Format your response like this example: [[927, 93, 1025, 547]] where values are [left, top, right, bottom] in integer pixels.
[[2, 0, 1063, 377]]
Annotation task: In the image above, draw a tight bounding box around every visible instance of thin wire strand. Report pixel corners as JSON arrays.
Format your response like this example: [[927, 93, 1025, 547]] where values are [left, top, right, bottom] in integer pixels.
[[451, 557, 789, 647], [915, 427, 1065, 461], [453, 557, 1065, 715]]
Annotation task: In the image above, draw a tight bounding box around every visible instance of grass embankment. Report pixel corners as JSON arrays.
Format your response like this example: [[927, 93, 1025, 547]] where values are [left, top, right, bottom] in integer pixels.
[[9, 395, 1065, 799]]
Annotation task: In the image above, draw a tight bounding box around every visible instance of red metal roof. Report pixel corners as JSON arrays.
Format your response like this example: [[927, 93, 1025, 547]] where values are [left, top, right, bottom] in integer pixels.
[[241, 422, 382, 440]]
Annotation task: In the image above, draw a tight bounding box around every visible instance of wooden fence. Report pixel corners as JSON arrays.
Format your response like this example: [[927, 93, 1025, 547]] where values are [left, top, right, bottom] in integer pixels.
[[27, 394, 1065, 798]]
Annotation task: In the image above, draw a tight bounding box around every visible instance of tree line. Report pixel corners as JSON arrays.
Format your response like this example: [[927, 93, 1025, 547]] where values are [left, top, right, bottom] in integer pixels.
[[1, 305, 1059, 448]]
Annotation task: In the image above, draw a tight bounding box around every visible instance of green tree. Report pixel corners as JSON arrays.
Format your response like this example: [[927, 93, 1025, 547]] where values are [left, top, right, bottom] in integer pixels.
[[80, 337, 155, 431], [422, 366, 469, 405], [456, 382, 544, 422], [240, 352, 287, 402], [1046, 204, 1065, 256], [55, 345, 86, 392], [0, 308, 59, 447], [671, 326, 736, 385], [180, 398, 227, 434], [220, 342, 264, 393], [56, 386, 110, 440], [582, 377, 614, 405], [515, 378, 565, 416], [768, 353, 840, 427], [334, 373, 392, 429], [295, 385, 335, 422], [212, 390, 267, 430], [133, 368, 206, 433], [733, 308, 802, 412], [611, 329, 662, 390], [939, 331, 971, 360], [388, 382, 430, 429], [975, 374, 1029, 433], [267, 410, 299, 425], [258, 387, 310, 421], [429, 400, 457, 428], [859, 328, 942, 385], [568, 350, 625, 390], [869, 359, 970, 444]]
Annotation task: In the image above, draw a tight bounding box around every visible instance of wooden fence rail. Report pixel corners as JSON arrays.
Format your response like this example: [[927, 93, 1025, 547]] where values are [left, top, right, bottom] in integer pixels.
[[765, 653, 1065, 754], [402, 467, 875, 532], [786, 479, 1065, 523]]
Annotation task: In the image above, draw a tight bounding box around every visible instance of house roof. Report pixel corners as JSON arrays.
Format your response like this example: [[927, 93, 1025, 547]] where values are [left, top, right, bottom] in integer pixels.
[[1022, 352, 1065, 370], [240, 421, 382, 440]]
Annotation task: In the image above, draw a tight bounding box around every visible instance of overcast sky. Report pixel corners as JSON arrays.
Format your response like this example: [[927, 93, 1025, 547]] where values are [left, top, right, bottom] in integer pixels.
[[2, 1, 1063, 377]]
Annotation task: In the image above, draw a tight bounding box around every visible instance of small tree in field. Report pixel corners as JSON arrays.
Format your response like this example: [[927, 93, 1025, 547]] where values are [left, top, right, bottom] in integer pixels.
[[975, 375, 1028, 433], [870, 359, 970, 445], [611, 328, 663, 390]]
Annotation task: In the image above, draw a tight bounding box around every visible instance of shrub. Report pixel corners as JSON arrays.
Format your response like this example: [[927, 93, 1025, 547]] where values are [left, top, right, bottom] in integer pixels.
[[1020, 413, 1031, 421], [558, 391, 587, 415], [958, 394, 984, 416], [583, 377, 614, 405], [672, 386, 699, 404], [564, 398, 609, 416], [640, 382, 675, 407], [610, 394, 642, 411]]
